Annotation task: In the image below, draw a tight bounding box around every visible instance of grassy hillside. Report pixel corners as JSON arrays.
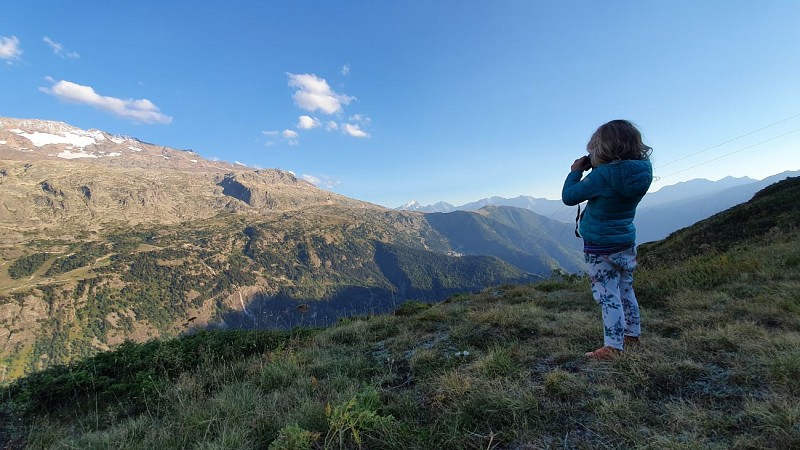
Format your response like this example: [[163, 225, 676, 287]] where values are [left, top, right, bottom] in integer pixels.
[[1, 178, 798, 449], [0, 205, 533, 382]]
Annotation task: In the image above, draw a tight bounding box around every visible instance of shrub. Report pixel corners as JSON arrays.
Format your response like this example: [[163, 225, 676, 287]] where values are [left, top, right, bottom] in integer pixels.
[[269, 424, 317, 450], [7, 329, 314, 418], [394, 300, 431, 316], [324, 387, 395, 449]]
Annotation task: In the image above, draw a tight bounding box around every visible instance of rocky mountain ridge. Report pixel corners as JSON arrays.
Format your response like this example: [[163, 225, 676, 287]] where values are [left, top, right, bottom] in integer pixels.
[[0, 117, 375, 242], [1, 117, 229, 171]]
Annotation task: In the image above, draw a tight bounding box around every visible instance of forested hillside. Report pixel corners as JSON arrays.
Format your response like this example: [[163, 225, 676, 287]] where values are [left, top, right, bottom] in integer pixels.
[[0, 205, 535, 381]]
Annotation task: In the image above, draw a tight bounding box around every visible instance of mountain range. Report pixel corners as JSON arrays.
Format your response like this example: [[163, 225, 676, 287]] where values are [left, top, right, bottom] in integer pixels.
[[398, 195, 567, 216], [4, 116, 795, 383], [5, 172, 799, 449], [397, 171, 800, 243], [0, 117, 582, 381]]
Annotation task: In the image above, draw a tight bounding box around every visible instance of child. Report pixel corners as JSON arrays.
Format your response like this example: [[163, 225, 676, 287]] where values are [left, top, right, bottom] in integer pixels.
[[562, 120, 653, 360]]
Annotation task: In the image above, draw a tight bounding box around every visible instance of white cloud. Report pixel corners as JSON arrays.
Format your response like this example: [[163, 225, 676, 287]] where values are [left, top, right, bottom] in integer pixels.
[[287, 73, 354, 115], [262, 130, 278, 147], [40, 79, 172, 124], [43, 36, 79, 58], [302, 174, 320, 184], [268, 72, 372, 143], [297, 115, 321, 130], [282, 129, 299, 145], [302, 174, 341, 189], [342, 123, 370, 138], [0, 36, 22, 63], [349, 114, 371, 123]]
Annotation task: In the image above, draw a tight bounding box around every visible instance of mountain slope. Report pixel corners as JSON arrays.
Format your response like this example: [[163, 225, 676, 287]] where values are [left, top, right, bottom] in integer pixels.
[[4, 176, 799, 449], [397, 195, 571, 221], [0, 117, 372, 242], [0, 202, 536, 380], [638, 175, 800, 262], [397, 171, 800, 243], [638, 175, 756, 207], [2, 117, 571, 381], [425, 205, 584, 274], [635, 170, 800, 242]]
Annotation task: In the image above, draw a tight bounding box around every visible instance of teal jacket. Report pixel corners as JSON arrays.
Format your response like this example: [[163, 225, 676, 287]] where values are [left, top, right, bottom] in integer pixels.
[[561, 159, 652, 245]]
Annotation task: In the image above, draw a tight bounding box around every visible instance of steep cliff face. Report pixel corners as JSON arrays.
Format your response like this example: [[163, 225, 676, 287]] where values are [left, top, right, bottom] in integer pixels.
[[216, 171, 339, 210]]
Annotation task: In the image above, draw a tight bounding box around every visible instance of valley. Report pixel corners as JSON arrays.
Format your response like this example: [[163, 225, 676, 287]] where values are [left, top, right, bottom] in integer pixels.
[[0, 117, 579, 381]]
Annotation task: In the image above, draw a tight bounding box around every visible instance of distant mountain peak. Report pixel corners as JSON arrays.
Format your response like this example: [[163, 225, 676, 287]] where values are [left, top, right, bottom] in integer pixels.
[[0, 116, 233, 171], [396, 200, 455, 213]]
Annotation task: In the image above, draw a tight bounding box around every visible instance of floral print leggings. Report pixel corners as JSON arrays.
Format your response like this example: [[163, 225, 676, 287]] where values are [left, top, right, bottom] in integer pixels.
[[585, 247, 641, 350]]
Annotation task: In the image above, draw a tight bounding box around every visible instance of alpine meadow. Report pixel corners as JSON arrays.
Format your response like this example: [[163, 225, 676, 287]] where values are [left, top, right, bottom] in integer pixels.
[[1, 117, 799, 448]]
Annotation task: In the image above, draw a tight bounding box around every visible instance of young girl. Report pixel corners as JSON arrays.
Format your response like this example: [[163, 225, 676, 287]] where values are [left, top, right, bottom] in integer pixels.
[[562, 120, 653, 360]]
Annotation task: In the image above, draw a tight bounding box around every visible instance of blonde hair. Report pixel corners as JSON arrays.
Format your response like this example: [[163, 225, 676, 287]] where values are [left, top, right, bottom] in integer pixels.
[[587, 120, 652, 165]]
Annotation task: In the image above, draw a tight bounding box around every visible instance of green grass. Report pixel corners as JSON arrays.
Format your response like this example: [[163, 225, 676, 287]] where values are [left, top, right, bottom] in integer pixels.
[[4, 226, 799, 449], [2, 179, 800, 449]]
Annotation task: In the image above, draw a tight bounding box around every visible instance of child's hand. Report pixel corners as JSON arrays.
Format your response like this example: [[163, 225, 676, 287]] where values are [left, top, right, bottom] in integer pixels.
[[571, 156, 591, 172]]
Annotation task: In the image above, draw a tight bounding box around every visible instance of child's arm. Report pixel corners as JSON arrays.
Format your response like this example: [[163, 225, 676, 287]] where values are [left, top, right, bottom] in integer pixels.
[[562, 169, 601, 206]]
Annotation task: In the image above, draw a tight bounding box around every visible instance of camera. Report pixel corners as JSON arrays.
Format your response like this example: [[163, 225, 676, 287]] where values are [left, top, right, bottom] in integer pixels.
[[580, 155, 592, 170]]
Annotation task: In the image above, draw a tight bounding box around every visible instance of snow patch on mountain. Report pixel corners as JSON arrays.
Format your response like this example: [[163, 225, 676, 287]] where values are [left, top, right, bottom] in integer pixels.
[[11, 129, 100, 149], [396, 200, 456, 213], [57, 149, 98, 159]]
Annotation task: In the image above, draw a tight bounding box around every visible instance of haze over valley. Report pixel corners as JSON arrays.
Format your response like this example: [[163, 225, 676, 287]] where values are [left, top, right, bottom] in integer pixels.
[[397, 169, 800, 243]]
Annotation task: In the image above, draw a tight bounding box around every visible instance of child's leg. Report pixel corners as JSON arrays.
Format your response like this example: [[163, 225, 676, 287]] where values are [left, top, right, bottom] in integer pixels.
[[614, 248, 641, 338], [585, 253, 625, 350]]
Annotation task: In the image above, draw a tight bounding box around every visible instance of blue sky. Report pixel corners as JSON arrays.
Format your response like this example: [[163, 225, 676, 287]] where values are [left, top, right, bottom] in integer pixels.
[[2, 1, 799, 208]]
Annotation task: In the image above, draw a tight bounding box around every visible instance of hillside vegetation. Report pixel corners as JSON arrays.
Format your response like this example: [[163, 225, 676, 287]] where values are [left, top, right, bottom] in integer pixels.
[[0, 206, 535, 381], [1, 118, 583, 383], [1, 177, 799, 449], [426, 206, 584, 274]]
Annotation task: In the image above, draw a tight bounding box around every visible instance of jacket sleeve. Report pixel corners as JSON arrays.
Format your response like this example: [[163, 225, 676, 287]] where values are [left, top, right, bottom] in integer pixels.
[[562, 169, 602, 206]]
